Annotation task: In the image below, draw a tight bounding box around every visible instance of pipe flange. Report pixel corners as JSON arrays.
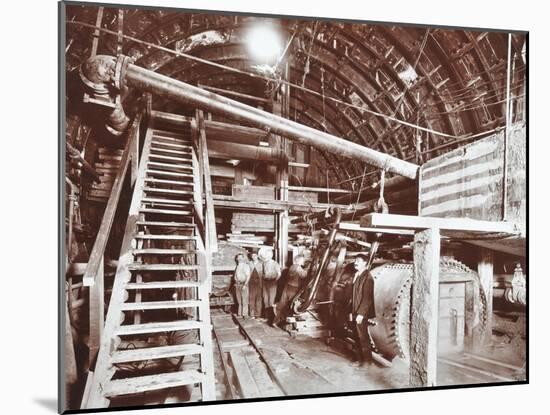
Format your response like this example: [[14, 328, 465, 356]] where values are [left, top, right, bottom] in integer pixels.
[[114, 55, 133, 91], [79, 55, 117, 97]]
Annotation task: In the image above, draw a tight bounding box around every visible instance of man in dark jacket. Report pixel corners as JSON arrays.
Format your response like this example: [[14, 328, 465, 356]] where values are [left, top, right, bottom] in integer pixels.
[[350, 254, 375, 366]]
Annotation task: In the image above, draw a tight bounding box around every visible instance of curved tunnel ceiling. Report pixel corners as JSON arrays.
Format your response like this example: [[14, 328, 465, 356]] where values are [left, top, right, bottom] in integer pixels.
[[65, 5, 527, 186]]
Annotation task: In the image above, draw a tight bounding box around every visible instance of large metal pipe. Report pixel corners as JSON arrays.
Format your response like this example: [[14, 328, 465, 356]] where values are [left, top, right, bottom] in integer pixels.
[[122, 61, 419, 179], [80, 56, 419, 178], [208, 140, 285, 162]]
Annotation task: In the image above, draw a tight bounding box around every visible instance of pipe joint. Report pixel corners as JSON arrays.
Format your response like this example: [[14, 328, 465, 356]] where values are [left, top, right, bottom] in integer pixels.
[[79, 55, 132, 136]]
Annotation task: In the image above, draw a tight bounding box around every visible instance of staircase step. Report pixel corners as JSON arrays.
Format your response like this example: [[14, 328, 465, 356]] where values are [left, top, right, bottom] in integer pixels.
[[150, 141, 193, 150], [149, 153, 192, 163], [148, 162, 193, 171], [111, 343, 204, 364], [136, 221, 195, 228], [126, 281, 200, 290], [146, 169, 194, 179], [139, 208, 192, 216], [133, 234, 196, 241], [152, 129, 191, 140], [104, 370, 205, 397], [143, 187, 194, 196], [150, 146, 192, 155], [133, 248, 196, 255], [128, 263, 199, 271], [143, 178, 194, 187], [116, 320, 203, 336], [121, 300, 202, 311], [142, 197, 192, 206], [152, 135, 190, 144]]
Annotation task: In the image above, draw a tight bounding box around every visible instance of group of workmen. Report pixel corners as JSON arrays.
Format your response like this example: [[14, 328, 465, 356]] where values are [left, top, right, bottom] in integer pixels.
[[232, 248, 377, 367], [232, 248, 308, 326]]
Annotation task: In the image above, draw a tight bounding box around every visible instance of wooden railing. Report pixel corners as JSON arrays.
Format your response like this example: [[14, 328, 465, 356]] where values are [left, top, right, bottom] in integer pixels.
[[80, 112, 142, 365], [192, 109, 218, 256], [82, 113, 142, 287]]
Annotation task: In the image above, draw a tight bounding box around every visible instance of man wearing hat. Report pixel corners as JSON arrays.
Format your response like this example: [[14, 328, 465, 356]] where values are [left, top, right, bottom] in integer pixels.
[[248, 251, 263, 318], [258, 247, 281, 325], [350, 253, 375, 366]]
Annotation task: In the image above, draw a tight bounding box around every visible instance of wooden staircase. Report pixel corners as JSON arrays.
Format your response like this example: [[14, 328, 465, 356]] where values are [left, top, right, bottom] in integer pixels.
[[82, 123, 216, 408]]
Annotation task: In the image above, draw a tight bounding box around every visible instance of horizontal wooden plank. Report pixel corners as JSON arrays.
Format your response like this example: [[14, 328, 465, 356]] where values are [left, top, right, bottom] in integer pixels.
[[151, 129, 190, 140], [127, 263, 198, 271], [150, 146, 192, 155], [149, 153, 192, 163], [361, 213, 517, 234], [143, 178, 194, 187], [104, 370, 204, 396], [139, 208, 192, 216], [120, 300, 202, 311], [126, 281, 200, 290], [230, 349, 262, 398], [288, 186, 353, 194], [147, 161, 193, 171], [132, 248, 196, 255], [143, 188, 194, 197], [150, 140, 193, 150], [133, 234, 196, 241], [146, 169, 194, 179], [115, 320, 202, 336], [142, 197, 192, 206], [111, 344, 203, 364], [338, 222, 414, 235], [136, 221, 195, 228]]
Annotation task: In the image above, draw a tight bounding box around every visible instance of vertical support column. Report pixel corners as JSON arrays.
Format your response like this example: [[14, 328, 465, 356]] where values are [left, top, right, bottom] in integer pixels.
[[88, 255, 104, 368], [234, 167, 244, 185], [277, 162, 289, 267], [478, 248, 494, 345], [130, 119, 140, 186], [410, 227, 440, 388]]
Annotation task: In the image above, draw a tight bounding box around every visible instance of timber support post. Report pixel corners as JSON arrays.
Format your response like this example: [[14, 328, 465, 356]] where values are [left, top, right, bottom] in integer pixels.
[[477, 248, 494, 345], [88, 255, 104, 368], [410, 227, 441, 388]]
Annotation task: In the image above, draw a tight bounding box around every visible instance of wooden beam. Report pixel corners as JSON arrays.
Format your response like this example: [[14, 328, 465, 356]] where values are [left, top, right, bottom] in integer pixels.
[[277, 160, 289, 266], [410, 227, 440, 388], [338, 222, 415, 235], [196, 110, 218, 253], [212, 194, 353, 213], [287, 185, 354, 194], [361, 213, 517, 234], [88, 255, 104, 368], [130, 117, 140, 185], [477, 248, 494, 345]]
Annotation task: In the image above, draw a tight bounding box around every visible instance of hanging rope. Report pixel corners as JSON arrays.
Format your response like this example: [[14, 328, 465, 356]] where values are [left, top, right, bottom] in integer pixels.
[[375, 161, 390, 215], [350, 165, 368, 221]]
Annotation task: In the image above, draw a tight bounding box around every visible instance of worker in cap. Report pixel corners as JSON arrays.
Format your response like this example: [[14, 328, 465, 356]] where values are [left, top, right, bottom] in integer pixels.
[[350, 253, 376, 366]]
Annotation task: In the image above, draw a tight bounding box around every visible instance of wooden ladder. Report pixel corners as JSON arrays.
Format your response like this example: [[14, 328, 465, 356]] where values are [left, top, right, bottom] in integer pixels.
[[82, 124, 216, 409]]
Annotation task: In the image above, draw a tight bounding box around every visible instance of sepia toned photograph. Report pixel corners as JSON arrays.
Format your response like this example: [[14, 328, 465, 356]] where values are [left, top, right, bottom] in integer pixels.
[[59, 1, 527, 412]]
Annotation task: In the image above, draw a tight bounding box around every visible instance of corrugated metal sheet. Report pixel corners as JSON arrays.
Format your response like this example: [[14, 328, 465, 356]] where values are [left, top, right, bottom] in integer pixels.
[[418, 124, 526, 256], [419, 134, 505, 219]]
